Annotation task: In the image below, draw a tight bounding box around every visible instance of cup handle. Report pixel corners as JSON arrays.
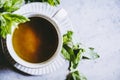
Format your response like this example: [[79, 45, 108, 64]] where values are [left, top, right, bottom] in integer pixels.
[[52, 8, 67, 22]]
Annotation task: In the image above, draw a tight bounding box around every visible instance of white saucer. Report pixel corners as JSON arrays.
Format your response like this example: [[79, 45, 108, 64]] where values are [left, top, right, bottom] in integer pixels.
[[1, 2, 74, 75]]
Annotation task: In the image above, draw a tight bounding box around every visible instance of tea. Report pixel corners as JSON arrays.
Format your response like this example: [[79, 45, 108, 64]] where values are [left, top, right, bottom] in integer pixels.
[[12, 17, 58, 63]]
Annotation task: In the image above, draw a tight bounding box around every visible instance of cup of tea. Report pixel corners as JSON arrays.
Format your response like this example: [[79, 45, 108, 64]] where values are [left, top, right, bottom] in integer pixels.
[[6, 9, 67, 68]]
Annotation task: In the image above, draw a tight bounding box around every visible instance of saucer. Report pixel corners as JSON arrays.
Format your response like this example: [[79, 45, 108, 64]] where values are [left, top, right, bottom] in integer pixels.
[[1, 2, 74, 75]]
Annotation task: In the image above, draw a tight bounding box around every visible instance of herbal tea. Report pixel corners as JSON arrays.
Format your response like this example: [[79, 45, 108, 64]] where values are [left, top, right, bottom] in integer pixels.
[[12, 17, 58, 63]]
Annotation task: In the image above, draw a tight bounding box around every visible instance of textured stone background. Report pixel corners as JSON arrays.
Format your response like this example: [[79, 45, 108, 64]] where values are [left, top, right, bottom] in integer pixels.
[[0, 0, 120, 80]]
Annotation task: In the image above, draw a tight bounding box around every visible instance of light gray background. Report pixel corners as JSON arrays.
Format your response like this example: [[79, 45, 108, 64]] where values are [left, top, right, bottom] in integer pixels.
[[0, 0, 120, 80]]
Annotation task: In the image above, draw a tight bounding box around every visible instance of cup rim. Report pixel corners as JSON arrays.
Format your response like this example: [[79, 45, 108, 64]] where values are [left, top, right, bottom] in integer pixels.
[[6, 13, 62, 68]]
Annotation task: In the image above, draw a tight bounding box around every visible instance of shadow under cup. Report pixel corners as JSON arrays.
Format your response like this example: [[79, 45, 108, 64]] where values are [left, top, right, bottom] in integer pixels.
[[7, 14, 62, 68]]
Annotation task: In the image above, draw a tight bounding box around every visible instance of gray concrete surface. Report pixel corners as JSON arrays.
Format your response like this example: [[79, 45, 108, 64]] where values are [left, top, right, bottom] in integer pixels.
[[0, 0, 120, 80]]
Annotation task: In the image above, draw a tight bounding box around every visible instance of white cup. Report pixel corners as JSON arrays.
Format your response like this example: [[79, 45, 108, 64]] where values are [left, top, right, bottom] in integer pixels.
[[6, 9, 67, 68]]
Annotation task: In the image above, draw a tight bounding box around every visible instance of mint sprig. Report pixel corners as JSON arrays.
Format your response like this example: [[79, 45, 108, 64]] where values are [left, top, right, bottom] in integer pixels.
[[66, 71, 87, 80], [0, 13, 29, 38], [0, 0, 24, 12], [62, 31, 100, 80]]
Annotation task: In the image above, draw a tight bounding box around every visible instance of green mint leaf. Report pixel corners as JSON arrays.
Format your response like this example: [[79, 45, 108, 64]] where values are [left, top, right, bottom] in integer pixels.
[[61, 31, 99, 80], [61, 47, 70, 60], [70, 61, 78, 71], [3, 13, 29, 23], [0, 0, 5, 8], [63, 44, 75, 61], [0, 0, 24, 12], [82, 47, 100, 60], [63, 31, 73, 44], [70, 46, 85, 70], [62, 31, 83, 70], [47, 0, 60, 6], [0, 13, 29, 38], [25, 0, 60, 6], [0, 15, 11, 38], [66, 70, 87, 80]]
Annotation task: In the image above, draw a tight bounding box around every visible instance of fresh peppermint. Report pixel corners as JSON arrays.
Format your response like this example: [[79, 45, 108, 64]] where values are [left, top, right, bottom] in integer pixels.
[[62, 31, 100, 80]]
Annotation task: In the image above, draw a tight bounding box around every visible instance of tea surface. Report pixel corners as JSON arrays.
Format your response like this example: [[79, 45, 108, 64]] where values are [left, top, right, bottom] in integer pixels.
[[12, 17, 58, 63]]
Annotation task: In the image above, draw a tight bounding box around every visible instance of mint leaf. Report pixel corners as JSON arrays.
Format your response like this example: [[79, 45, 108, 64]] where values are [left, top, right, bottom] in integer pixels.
[[63, 31, 73, 44], [70, 46, 85, 70], [66, 71, 87, 80], [62, 31, 84, 70], [82, 47, 100, 60], [62, 31, 100, 80], [0, 0, 24, 12], [25, 0, 60, 6], [61, 47, 70, 60], [47, 0, 60, 6], [63, 44, 75, 61], [0, 0, 5, 8], [3, 13, 29, 23], [0, 13, 29, 38], [0, 15, 12, 38]]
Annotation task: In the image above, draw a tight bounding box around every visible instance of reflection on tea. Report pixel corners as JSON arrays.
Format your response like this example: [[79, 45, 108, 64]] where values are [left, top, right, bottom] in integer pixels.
[[12, 17, 58, 63]]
